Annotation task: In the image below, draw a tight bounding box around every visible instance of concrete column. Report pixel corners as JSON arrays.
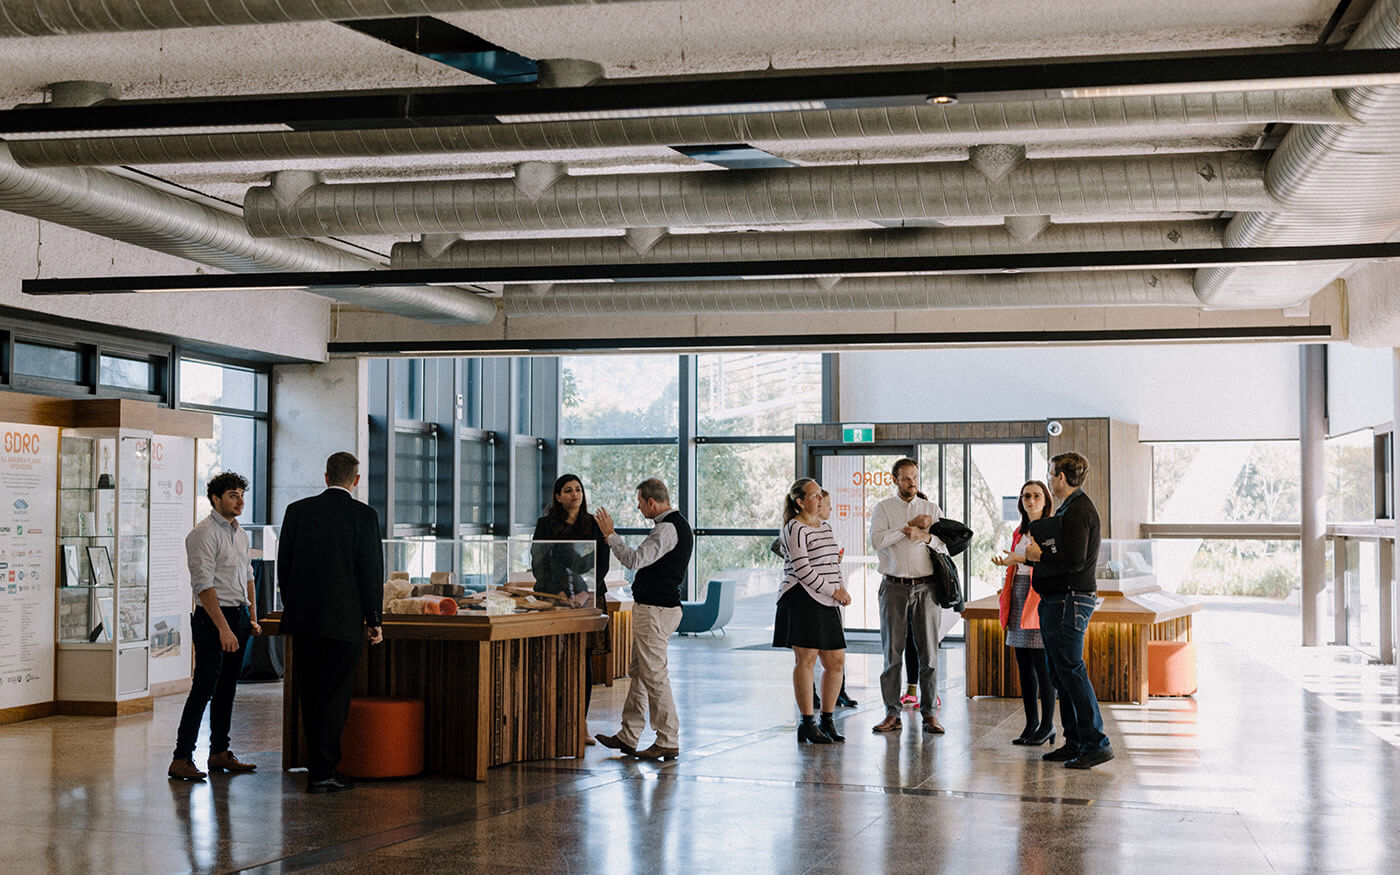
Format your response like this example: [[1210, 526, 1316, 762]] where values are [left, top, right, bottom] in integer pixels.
[[1299, 344, 1327, 647], [1393, 350, 1400, 691], [270, 357, 365, 525]]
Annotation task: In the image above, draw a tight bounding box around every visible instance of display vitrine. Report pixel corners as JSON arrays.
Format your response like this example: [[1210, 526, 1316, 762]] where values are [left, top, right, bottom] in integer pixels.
[[55, 428, 153, 709]]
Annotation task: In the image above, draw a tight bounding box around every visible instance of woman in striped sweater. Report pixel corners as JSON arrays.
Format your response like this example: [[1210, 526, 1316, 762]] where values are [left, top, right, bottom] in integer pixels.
[[773, 478, 853, 744]]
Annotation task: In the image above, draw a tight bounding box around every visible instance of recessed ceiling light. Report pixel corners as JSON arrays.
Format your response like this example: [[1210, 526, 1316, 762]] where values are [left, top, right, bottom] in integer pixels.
[[927, 95, 958, 105]]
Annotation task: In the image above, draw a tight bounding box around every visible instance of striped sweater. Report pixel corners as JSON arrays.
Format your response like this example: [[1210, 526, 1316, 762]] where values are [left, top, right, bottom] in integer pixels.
[[777, 518, 845, 607]]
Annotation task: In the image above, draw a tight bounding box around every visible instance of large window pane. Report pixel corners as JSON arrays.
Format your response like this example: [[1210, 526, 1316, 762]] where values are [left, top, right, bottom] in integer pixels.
[[1326, 430, 1375, 523], [1153, 441, 1300, 523], [395, 430, 436, 528], [560, 355, 678, 438], [14, 342, 81, 382], [697, 443, 793, 529], [196, 415, 257, 523], [514, 439, 543, 526], [459, 436, 493, 527], [180, 360, 260, 409], [967, 444, 1031, 603], [697, 352, 821, 436], [1157, 539, 1300, 598], [557, 444, 678, 529], [695, 535, 784, 598]]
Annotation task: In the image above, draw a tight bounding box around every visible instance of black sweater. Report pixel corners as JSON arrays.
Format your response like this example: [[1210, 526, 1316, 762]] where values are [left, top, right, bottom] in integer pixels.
[[1027, 489, 1101, 596]]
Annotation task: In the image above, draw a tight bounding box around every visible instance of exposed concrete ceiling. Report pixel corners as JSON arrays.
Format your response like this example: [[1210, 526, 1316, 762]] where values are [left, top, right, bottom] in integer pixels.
[[0, 0, 1397, 347]]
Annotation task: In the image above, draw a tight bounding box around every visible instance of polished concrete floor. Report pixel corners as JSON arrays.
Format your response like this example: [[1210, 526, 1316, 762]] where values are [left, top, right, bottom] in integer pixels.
[[3, 598, 1399, 874]]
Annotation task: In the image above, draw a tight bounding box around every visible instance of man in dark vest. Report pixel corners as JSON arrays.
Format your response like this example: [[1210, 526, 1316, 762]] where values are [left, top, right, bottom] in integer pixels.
[[277, 452, 385, 793], [592, 478, 692, 761]]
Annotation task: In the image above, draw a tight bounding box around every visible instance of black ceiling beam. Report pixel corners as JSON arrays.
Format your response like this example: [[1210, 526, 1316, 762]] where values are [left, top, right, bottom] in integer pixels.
[[21, 243, 1400, 296], [2, 47, 1397, 135]]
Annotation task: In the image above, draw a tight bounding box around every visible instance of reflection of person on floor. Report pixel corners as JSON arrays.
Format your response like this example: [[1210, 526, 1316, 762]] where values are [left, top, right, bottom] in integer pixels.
[[992, 479, 1057, 746], [278, 452, 385, 793], [592, 478, 692, 761], [168, 471, 260, 782], [869, 458, 946, 736], [773, 479, 853, 745]]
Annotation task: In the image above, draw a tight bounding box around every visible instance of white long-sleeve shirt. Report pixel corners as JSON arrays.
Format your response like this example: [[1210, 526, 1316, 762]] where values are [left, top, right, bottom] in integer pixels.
[[606, 510, 679, 570], [869, 494, 944, 578]]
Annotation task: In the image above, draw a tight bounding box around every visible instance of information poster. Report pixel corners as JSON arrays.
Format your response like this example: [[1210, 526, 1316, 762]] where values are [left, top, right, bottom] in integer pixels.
[[0, 423, 59, 709], [148, 435, 196, 686]]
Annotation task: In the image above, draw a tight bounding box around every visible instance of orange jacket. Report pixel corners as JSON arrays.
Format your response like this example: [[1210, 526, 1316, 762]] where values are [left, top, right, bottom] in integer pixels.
[[998, 530, 1040, 631]]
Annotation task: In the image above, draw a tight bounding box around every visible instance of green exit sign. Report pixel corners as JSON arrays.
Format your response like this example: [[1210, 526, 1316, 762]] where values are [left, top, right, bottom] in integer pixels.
[[842, 423, 875, 443]]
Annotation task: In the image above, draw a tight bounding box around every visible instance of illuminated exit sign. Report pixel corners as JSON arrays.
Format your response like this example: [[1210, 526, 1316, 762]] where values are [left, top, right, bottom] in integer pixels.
[[842, 423, 875, 443]]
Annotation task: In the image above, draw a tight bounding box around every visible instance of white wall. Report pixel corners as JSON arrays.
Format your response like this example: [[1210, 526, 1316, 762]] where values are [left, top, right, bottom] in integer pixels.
[[269, 357, 367, 525], [0, 213, 331, 363], [1326, 342, 1395, 436], [840, 343, 1305, 441]]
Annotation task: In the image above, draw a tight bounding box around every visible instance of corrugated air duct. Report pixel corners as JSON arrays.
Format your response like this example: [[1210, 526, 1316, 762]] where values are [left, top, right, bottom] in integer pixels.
[[392, 221, 1224, 268], [0, 145, 496, 324], [244, 152, 1271, 238], [504, 271, 1198, 315], [1194, 0, 1400, 310], [0, 0, 663, 37], [8, 90, 1349, 168]]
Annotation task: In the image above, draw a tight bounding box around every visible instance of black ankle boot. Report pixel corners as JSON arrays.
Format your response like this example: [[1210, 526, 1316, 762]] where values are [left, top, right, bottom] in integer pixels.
[[797, 716, 833, 744], [819, 713, 845, 743]]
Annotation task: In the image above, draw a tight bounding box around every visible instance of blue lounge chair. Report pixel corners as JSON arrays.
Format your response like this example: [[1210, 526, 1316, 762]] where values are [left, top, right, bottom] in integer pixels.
[[677, 578, 737, 636]]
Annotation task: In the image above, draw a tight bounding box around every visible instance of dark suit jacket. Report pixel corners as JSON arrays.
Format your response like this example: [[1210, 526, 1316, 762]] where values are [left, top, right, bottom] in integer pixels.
[[277, 487, 384, 642], [1027, 489, 1101, 596]]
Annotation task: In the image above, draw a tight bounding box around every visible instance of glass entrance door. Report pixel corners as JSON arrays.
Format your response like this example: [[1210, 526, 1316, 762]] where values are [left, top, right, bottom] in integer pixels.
[[818, 448, 913, 631]]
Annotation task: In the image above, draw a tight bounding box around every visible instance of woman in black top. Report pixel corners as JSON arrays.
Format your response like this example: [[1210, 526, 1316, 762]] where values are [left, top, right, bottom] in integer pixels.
[[531, 474, 611, 745]]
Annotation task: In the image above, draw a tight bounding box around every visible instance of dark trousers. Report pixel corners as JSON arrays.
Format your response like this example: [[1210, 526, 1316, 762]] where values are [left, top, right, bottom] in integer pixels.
[[904, 621, 919, 686], [173, 605, 251, 761], [1037, 593, 1110, 753], [293, 635, 361, 781]]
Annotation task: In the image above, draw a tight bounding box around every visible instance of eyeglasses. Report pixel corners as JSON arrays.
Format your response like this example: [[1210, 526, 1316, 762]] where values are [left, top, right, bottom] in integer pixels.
[[1020, 492, 1042, 500]]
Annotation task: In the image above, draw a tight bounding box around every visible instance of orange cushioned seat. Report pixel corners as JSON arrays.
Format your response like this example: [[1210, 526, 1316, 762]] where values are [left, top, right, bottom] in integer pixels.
[[338, 696, 425, 779], [1147, 641, 1197, 696]]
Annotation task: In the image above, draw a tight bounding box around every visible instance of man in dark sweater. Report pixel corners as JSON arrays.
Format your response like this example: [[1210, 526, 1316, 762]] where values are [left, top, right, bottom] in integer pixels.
[[1024, 451, 1114, 769], [592, 478, 692, 761]]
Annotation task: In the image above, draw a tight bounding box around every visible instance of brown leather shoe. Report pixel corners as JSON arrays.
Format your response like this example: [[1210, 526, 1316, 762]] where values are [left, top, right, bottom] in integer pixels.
[[168, 758, 207, 781], [207, 750, 257, 773], [922, 716, 946, 734], [594, 733, 637, 755], [872, 714, 901, 733], [634, 743, 680, 761]]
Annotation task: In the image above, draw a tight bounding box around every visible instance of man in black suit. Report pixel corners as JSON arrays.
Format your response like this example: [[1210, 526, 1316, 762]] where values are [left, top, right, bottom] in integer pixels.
[[277, 452, 384, 793]]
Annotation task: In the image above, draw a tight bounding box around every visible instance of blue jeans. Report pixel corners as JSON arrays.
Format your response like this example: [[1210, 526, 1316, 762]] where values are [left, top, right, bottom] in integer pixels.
[[173, 605, 251, 761], [1037, 592, 1110, 753]]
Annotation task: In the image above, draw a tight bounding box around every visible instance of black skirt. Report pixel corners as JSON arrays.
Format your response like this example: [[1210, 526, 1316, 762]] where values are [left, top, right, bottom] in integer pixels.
[[772, 584, 847, 650]]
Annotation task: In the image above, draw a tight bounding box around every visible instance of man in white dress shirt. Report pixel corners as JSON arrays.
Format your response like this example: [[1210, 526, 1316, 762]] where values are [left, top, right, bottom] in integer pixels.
[[869, 458, 946, 735]]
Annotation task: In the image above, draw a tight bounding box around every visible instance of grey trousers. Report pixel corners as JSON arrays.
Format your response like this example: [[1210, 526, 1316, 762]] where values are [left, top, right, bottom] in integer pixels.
[[878, 577, 941, 717]]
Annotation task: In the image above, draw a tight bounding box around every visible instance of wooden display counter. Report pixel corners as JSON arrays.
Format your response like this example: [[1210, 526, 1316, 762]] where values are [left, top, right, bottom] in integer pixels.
[[962, 576, 1201, 704], [590, 593, 633, 687], [263, 607, 607, 781]]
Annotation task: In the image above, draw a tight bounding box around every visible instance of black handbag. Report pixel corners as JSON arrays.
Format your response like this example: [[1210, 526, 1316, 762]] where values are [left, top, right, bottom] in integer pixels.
[[929, 551, 964, 611]]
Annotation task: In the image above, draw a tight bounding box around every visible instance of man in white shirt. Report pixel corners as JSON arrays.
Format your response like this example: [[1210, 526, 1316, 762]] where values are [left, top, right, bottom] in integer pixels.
[[168, 471, 260, 781], [869, 458, 946, 735], [592, 478, 692, 761]]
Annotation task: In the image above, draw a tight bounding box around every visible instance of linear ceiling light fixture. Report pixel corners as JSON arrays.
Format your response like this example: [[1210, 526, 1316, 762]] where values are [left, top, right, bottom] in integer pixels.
[[1, 48, 1395, 138], [21, 243, 1400, 296]]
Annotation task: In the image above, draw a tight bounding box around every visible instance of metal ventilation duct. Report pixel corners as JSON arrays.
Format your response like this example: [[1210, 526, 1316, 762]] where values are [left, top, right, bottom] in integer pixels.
[[0, 144, 495, 324], [1195, 0, 1400, 309], [393, 221, 1224, 268], [7, 90, 1348, 168], [504, 271, 1198, 315], [0, 0, 661, 37], [245, 153, 1271, 238]]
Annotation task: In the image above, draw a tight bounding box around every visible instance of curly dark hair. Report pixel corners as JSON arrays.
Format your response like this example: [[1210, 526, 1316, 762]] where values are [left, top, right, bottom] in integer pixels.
[[207, 471, 249, 502]]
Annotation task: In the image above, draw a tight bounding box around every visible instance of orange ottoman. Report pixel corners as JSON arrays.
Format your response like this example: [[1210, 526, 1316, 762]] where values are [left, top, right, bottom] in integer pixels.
[[338, 697, 425, 779], [1147, 641, 1197, 696]]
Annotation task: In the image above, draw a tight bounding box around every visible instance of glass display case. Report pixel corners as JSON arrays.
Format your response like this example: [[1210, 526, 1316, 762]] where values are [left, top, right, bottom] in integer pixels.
[[55, 428, 153, 704], [381, 536, 598, 615], [1095, 539, 1157, 595]]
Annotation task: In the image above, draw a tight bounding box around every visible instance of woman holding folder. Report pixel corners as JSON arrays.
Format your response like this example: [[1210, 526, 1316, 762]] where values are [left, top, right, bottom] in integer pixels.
[[992, 480, 1056, 746]]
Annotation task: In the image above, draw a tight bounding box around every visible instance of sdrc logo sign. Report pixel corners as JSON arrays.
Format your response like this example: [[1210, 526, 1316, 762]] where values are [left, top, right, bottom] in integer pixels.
[[3, 432, 39, 453]]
